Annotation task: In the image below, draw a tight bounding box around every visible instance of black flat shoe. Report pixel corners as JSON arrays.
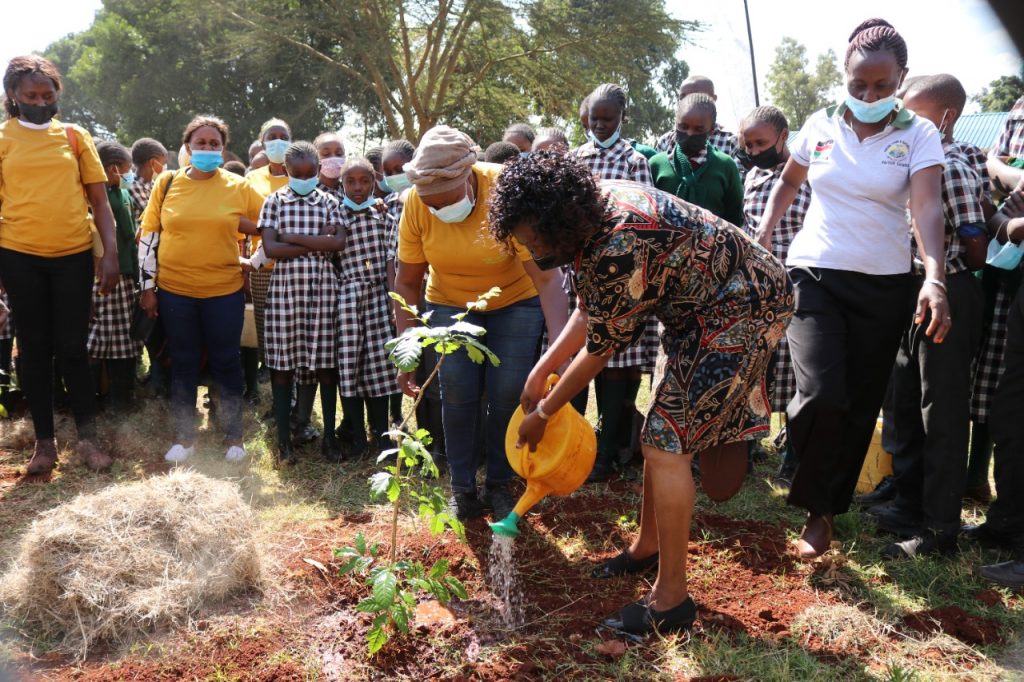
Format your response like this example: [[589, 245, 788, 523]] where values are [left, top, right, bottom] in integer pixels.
[[591, 549, 659, 579], [602, 597, 697, 636]]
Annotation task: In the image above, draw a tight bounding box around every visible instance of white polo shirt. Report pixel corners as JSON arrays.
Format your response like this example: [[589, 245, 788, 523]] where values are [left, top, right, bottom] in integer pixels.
[[787, 102, 944, 275]]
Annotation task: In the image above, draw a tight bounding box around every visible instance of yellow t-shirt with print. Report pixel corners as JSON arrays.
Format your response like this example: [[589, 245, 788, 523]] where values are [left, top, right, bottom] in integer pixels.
[[140, 168, 264, 298], [398, 163, 537, 310], [244, 165, 288, 269], [0, 119, 108, 257]]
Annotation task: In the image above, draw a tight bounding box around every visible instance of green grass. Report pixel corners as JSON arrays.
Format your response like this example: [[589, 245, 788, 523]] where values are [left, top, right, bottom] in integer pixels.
[[1, 379, 1023, 681]]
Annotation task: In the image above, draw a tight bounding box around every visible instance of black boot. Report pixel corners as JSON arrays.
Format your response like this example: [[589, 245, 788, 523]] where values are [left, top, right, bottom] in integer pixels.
[[277, 440, 295, 467], [322, 433, 344, 463]]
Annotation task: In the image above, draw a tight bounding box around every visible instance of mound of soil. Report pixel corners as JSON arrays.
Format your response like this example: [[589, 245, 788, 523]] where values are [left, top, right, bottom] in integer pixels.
[[902, 606, 1004, 646]]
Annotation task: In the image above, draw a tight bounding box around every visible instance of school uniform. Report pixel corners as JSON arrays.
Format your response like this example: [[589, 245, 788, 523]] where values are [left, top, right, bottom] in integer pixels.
[[887, 143, 986, 536], [128, 178, 154, 222], [977, 96, 1024, 547], [87, 184, 143, 359], [570, 138, 658, 372], [655, 125, 739, 157], [649, 144, 745, 226], [245, 166, 288, 362], [782, 102, 945, 517], [742, 163, 811, 411], [259, 187, 341, 373], [336, 200, 399, 398]]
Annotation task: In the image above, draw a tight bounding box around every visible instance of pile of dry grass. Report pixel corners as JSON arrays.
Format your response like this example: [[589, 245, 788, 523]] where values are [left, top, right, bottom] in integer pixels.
[[0, 470, 263, 659]]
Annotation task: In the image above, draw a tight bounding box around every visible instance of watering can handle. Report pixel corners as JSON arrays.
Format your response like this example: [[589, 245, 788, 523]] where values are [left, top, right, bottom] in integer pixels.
[[543, 373, 560, 395]]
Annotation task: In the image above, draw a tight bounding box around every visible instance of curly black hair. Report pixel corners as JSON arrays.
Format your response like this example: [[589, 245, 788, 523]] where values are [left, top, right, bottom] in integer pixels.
[[488, 152, 608, 263]]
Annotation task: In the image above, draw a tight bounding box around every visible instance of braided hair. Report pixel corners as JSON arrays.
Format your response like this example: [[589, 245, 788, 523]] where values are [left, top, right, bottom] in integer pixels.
[[741, 105, 788, 134], [504, 123, 536, 144], [284, 140, 319, 168], [845, 19, 908, 71], [96, 140, 132, 169], [588, 83, 627, 114], [676, 93, 717, 126], [3, 55, 62, 119], [383, 139, 416, 162]]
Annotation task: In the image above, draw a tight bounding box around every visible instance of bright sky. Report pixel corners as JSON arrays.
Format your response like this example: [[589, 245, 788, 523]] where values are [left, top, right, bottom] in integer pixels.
[[1, 0, 1020, 135]]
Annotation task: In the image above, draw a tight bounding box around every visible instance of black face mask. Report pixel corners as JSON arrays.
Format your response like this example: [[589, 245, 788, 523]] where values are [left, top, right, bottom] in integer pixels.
[[17, 100, 58, 125], [737, 133, 784, 170], [675, 130, 708, 156], [532, 253, 564, 271]]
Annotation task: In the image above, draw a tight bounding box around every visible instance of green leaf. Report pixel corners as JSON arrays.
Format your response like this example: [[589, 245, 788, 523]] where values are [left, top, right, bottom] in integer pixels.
[[354, 533, 367, 555], [429, 558, 450, 579], [372, 568, 399, 607], [377, 447, 399, 463], [464, 339, 501, 367], [429, 579, 451, 604], [357, 595, 385, 613], [464, 343, 484, 364], [388, 332, 425, 372], [445, 576, 468, 600], [367, 617, 389, 655], [391, 602, 411, 633], [449, 320, 486, 337], [413, 428, 433, 445], [386, 476, 401, 503], [369, 472, 393, 500]]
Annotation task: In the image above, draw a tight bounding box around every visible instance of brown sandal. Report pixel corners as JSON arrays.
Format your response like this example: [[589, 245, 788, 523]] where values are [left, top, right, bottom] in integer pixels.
[[796, 513, 833, 559], [26, 439, 58, 475]]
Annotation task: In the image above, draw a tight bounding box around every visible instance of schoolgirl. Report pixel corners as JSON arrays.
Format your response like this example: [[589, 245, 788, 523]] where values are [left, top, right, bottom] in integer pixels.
[[88, 141, 143, 409], [258, 141, 346, 464], [335, 157, 400, 457], [570, 82, 657, 481]]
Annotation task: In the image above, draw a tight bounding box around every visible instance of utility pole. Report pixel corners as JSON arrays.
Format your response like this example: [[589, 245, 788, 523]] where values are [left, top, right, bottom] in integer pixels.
[[743, 0, 760, 106]]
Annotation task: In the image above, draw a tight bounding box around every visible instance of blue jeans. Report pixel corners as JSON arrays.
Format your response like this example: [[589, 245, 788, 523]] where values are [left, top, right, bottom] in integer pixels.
[[159, 289, 245, 443], [429, 297, 543, 493]]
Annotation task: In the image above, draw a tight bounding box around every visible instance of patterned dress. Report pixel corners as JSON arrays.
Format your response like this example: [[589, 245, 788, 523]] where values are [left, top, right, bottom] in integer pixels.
[[87, 278, 143, 359], [742, 163, 811, 410], [337, 200, 399, 398], [971, 100, 1022, 422], [572, 181, 794, 454], [570, 137, 659, 371], [128, 178, 154, 222], [259, 187, 342, 373]]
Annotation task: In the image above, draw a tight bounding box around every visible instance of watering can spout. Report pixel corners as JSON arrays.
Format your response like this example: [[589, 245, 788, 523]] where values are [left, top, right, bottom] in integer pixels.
[[488, 482, 546, 538]]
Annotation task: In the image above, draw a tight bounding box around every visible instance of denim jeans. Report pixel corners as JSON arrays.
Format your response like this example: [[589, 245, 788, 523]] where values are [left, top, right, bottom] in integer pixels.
[[429, 296, 543, 493], [159, 289, 245, 443]]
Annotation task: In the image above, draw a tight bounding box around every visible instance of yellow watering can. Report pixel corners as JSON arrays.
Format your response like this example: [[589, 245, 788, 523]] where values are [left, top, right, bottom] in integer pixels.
[[489, 375, 597, 538]]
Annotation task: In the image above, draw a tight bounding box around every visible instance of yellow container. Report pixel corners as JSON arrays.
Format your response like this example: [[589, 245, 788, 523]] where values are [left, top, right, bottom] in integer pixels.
[[503, 375, 597, 520], [856, 418, 894, 494]]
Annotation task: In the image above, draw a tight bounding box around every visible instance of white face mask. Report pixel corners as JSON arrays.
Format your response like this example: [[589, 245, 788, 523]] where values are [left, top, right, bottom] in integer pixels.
[[429, 182, 475, 223], [320, 156, 346, 179]]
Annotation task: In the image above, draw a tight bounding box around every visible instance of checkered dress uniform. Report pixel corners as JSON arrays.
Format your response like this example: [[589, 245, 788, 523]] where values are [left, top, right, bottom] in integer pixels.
[[318, 182, 345, 204], [128, 178, 154, 222], [259, 187, 342, 373], [742, 164, 811, 410], [570, 137, 659, 371], [384, 192, 404, 263], [971, 101, 1023, 420], [336, 201, 399, 398], [87, 276, 143, 359]]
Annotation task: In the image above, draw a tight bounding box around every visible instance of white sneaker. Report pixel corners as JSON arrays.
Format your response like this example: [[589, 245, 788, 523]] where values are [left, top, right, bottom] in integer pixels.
[[165, 444, 195, 463], [225, 445, 247, 462]]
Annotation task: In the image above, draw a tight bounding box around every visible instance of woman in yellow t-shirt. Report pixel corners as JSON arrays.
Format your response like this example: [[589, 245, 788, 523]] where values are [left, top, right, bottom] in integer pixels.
[[0, 56, 121, 475], [137, 115, 263, 464], [393, 125, 568, 522]]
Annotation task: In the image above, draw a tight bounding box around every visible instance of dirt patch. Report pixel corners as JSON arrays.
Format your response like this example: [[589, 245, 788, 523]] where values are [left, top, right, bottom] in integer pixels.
[[903, 606, 1004, 646], [975, 589, 1003, 608], [693, 513, 796, 574]]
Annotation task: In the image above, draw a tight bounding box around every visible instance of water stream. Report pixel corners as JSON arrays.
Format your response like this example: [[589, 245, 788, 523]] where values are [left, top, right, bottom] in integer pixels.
[[487, 534, 525, 630]]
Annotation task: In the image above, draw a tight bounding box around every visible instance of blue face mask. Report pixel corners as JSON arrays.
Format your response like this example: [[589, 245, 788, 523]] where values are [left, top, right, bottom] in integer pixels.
[[588, 123, 621, 149], [428, 184, 475, 223], [264, 139, 290, 164], [288, 176, 319, 196], [120, 170, 136, 188], [845, 94, 898, 124], [384, 172, 412, 193], [520, 151, 531, 159], [377, 176, 392, 193], [190, 149, 224, 172], [343, 195, 376, 211], [986, 238, 1024, 271]]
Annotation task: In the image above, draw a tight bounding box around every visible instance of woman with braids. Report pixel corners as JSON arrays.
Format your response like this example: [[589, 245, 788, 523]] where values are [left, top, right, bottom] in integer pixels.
[[0, 55, 121, 474], [493, 152, 793, 635], [394, 125, 568, 522], [754, 19, 949, 558], [739, 105, 812, 484], [571, 82, 658, 481], [138, 115, 264, 463]]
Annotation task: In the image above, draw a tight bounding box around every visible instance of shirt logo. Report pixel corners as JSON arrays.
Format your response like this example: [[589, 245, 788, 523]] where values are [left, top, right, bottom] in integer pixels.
[[884, 141, 910, 160], [812, 139, 833, 160]]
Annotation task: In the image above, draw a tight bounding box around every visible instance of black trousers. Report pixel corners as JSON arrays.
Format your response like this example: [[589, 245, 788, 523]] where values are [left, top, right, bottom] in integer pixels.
[[786, 267, 916, 516], [986, 277, 1024, 547], [0, 248, 97, 440], [889, 272, 983, 533]]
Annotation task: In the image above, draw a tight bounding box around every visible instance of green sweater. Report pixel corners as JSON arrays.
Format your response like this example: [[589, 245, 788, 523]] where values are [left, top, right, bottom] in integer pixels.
[[648, 143, 744, 226], [107, 185, 139, 277]]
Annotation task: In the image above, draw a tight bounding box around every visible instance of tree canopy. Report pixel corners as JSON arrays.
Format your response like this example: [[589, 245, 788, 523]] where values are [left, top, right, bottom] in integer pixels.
[[40, 0, 696, 154], [973, 72, 1024, 113], [764, 37, 841, 130]]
